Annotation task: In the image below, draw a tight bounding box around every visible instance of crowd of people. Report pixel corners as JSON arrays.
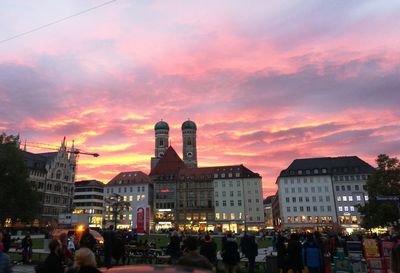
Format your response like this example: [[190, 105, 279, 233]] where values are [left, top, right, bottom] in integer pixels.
[[1, 227, 400, 273], [273, 231, 400, 273]]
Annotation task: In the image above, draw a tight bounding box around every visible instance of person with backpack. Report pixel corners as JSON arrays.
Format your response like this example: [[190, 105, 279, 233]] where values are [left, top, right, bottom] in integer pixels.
[[303, 233, 323, 273]]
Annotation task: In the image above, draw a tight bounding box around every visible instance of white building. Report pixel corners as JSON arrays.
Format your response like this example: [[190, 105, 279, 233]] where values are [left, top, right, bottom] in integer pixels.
[[213, 165, 264, 233], [277, 156, 374, 231], [104, 171, 153, 230]]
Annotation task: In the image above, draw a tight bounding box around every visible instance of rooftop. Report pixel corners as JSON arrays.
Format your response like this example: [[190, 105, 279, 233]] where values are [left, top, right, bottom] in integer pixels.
[[107, 171, 151, 186], [279, 156, 375, 177]]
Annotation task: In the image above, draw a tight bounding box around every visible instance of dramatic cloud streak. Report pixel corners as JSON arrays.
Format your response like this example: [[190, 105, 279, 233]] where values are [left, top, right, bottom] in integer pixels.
[[1, 0, 400, 196]]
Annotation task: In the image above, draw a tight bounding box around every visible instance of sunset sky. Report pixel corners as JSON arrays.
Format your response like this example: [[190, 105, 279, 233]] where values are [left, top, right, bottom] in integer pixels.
[[1, 1, 400, 197]]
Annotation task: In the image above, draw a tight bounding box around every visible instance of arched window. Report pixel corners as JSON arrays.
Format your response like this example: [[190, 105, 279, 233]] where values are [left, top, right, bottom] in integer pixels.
[[56, 170, 62, 180], [187, 139, 192, 145], [159, 140, 164, 146]]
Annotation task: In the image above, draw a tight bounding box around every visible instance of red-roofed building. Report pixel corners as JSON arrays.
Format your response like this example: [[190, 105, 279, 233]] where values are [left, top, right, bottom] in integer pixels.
[[104, 171, 153, 230], [149, 120, 264, 232]]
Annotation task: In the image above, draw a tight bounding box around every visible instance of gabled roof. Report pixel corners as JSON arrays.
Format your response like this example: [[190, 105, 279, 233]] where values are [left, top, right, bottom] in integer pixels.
[[106, 171, 151, 186], [150, 146, 186, 176], [279, 156, 374, 177]]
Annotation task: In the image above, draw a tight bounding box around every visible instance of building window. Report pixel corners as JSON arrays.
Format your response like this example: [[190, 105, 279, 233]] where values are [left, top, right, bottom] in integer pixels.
[[293, 207, 297, 212], [365, 195, 369, 201], [356, 195, 361, 201], [285, 188, 289, 193], [313, 206, 317, 212], [319, 196, 323, 202], [222, 191, 226, 197], [215, 213, 220, 220], [287, 207, 290, 212], [347, 185, 351, 191], [305, 187, 308, 193], [337, 196, 341, 202], [327, 206, 332, 212], [343, 196, 347, 201], [299, 197, 303, 202], [338, 206, 343, 212], [300, 206, 304, 212], [312, 196, 316, 202], [320, 206, 325, 212], [326, 196, 330, 202], [355, 185, 359, 190], [256, 199, 259, 203], [215, 192, 218, 197], [215, 201, 219, 207], [341, 185, 345, 191], [230, 191, 234, 197], [223, 201, 226, 207], [311, 187, 315, 193], [291, 188, 295, 193], [286, 197, 290, 203], [230, 200, 234, 206], [348, 196, 353, 201], [248, 199, 252, 203], [237, 191, 241, 197], [344, 206, 349, 211], [305, 197, 309, 202], [230, 213, 235, 220], [222, 182, 225, 187], [350, 206, 355, 211], [306, 206, 310, 212], [238, 200, 242, 206]]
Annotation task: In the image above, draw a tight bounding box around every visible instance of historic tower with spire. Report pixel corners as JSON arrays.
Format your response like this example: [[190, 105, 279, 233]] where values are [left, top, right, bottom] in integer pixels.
[[151, 120, 170, 170], [182, 120, 197, 168]]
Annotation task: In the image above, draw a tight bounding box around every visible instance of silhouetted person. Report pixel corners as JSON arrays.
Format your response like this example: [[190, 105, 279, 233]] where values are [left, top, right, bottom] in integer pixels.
[[102, 225, 115, 268], [277, 234, 287, 273], [42, 239, 64, 273], [166, 231, 182, 264], [80, 228, 96, 252], [177, 236, 213, 270], [200, 234, 217, 265], [241, 234, 258, 273], [287, 233, 303, 273], [221, 232, 240, 273], [22, 233, 33, 264]]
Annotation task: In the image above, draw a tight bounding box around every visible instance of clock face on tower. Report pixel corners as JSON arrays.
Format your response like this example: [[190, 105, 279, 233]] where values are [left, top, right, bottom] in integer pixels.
[[186, 152, 193, 158]]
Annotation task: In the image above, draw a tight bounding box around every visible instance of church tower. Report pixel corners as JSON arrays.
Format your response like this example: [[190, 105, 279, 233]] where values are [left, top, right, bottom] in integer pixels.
[[151, 120, 169, 170], [182, 119, 197, 168]]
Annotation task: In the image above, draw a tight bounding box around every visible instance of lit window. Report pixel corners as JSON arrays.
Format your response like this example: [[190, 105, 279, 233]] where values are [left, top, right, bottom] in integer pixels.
[[223, 213, 226, 220], [215, 213, 220, 220], [337, 196, 341, 202], [342, 196, 347, 201], [344, 206, 349, 211], [230, 213, 235, 220], [348, 196, 353, 201], [365, 196, 369, 201], [350, 206, 355, 211], [338, 206, 343, 211], [129, 196, 133, 201], [356, 196, 361, 201]]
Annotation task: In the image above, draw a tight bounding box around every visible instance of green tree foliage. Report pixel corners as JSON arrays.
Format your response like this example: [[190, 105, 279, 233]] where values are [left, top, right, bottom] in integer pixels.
[[0, 133, 40, 225], [359, 154, 400, 229]]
